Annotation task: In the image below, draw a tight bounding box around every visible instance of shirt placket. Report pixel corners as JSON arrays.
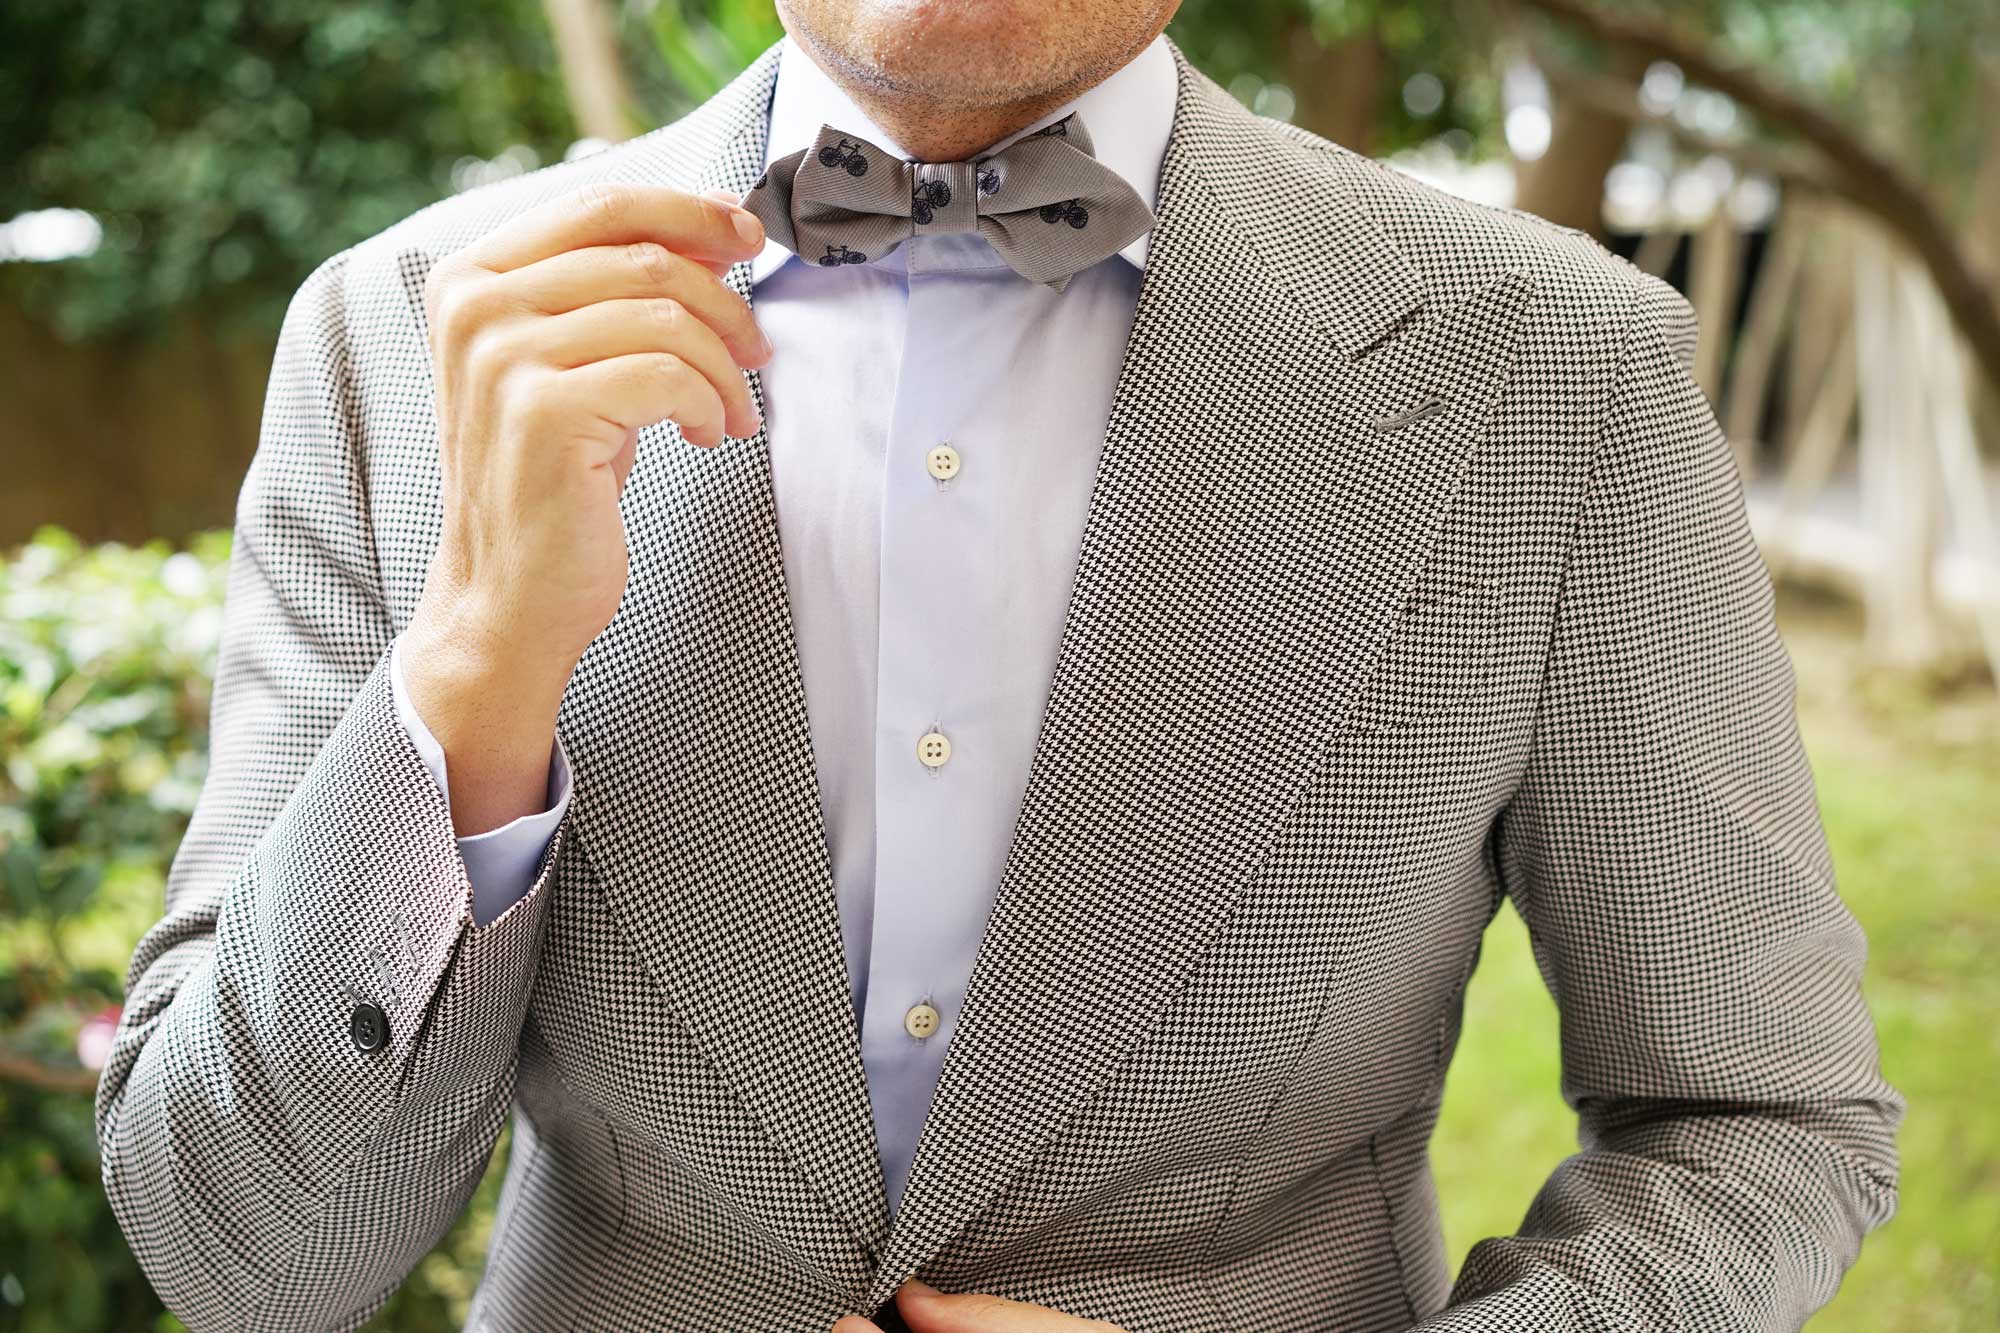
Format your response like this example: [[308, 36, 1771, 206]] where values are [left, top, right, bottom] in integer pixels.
[[862, 235, 1009, 1213]]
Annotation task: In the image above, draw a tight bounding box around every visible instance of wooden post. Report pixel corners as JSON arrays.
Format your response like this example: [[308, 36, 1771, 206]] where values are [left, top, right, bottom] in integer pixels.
[[1903, 262, 2000, 682], [1689, 206, 1743, 414], [1784, 218, 1851, 459], [1724, 200, 1810, 476], [1853, 231, 1944, 668], [1766, 319, 1857, 584], [1629, 226, 1680, 279], [1763, 213, 1855, 584]]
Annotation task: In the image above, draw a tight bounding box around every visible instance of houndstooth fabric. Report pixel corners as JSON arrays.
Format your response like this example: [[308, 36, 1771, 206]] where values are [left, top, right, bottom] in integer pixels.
[[741, 114, 1153, 289], [96, 37, 1901, 1333]]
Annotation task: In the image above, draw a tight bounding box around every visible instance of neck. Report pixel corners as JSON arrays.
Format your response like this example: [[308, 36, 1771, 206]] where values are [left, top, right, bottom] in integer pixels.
[[778, 27, 1122, 164], [841, 88, 1078, 163]]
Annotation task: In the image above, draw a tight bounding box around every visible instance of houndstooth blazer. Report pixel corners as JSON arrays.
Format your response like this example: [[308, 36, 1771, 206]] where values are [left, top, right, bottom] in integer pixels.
[[97, 38, 1901, 1333]]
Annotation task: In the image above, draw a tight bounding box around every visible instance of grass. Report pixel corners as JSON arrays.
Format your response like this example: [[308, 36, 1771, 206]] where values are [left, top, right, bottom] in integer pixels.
[[1431, 588, 2000, 1330]]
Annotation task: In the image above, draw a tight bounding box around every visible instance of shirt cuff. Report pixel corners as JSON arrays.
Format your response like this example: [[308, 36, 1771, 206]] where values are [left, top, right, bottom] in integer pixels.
[[389, 632, 573, 927]]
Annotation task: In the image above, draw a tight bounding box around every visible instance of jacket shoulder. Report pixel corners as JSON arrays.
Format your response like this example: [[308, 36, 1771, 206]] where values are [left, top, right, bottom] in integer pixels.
[[1266, 119, 1680, 339]]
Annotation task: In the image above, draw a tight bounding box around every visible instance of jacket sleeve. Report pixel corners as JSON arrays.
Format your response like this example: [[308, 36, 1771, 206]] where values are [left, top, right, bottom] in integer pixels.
[[94, 252, 575, 1332], [389, 631, 573, 927], [1419, 271, 1902, 1332]]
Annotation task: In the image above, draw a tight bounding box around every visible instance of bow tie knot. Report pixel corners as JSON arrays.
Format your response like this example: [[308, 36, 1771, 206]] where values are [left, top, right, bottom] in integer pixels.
[[741, 114, 1152, 290]]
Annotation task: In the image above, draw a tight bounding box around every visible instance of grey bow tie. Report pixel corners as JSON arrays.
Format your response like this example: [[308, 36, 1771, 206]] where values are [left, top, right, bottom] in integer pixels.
[[740, 113, 1154, 292]]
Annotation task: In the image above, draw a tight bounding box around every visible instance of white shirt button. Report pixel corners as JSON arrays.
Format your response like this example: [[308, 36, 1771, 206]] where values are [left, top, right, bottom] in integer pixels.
[[916, 730, 952, 768], [926, 444, 961, 481], [904, 1002, 941, 1039]]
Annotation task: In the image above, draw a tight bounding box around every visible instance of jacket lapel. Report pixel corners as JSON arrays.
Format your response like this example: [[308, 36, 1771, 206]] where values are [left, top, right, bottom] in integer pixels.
[[865, 47, 1535, 1301], [558, 47, 892, 1293]]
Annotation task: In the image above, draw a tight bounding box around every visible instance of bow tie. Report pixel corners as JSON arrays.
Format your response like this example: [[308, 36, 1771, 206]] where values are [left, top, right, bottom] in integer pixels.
[[739, 113, 1154, 291]]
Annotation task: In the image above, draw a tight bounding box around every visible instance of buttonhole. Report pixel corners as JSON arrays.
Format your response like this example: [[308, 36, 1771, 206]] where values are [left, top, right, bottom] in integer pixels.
[[1372, 395, 1448, 434]]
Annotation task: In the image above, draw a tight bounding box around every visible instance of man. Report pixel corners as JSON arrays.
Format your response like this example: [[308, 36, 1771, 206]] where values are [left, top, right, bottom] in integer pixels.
[[96, 0, 1902, 1328]]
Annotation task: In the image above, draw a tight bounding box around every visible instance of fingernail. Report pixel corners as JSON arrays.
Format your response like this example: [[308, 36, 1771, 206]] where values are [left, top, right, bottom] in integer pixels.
[[757, 327, 775, 359], [902, 1278, 937, 1296], [732, 209, 764, 247]]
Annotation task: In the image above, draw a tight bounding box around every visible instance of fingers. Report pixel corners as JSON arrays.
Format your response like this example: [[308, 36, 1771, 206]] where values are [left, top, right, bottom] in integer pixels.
[[894, 1279, 1119, 1331], [539, 352, 729, 449], [498, 242, 770, 368], [464, 183, 766, 273], [532, 297, 761, 440], [830, 1319, 882, 1333]]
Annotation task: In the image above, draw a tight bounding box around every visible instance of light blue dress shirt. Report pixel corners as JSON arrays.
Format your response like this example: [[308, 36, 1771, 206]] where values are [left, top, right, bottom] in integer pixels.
[[389, 32, 1177, 1213]]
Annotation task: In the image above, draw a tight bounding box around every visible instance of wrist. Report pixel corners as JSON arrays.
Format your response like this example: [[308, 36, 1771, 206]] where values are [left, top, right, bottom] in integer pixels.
[[405, 575, 576, 696], [400, 597, 572, 776]]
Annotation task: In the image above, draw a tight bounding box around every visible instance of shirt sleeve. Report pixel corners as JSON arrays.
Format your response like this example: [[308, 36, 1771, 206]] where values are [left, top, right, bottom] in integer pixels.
[[389, 631, 573, 926]]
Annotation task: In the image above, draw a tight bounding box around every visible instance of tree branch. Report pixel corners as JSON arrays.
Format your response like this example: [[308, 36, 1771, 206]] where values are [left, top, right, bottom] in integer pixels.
[[0, 1050, 100, 1095], [1535, 58, 1850, 201], [1513, 0, 2000, 397]]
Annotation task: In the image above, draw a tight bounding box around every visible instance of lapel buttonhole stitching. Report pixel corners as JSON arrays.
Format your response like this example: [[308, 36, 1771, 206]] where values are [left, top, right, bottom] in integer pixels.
[[1370, 395, 1448, 434]]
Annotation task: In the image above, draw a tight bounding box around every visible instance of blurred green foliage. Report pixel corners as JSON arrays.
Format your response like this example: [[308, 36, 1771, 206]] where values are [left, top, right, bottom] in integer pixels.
[[0, 0, 575, 341], [5, 1, 1994, 343], [643, 0, 786, 107], [0, 528, 497, 1331], [0, 528, 226, 1330]]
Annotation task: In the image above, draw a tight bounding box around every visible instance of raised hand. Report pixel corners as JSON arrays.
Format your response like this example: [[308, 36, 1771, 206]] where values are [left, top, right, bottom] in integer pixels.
[[399, 183, 771, 836]]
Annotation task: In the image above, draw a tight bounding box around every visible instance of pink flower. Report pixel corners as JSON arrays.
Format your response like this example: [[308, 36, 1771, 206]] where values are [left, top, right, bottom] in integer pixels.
[[76, 1004, 121, 1072]]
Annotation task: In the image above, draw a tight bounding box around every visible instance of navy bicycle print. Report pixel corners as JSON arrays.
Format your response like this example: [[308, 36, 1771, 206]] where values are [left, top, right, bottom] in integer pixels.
[[1038, 198, 1089, 228], [817, 138, 870, 176], [912, 179, 952, 225]]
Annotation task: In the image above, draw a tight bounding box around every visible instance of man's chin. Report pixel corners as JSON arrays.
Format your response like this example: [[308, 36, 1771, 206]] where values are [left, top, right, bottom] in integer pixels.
[[779, 0, 1172, 110]]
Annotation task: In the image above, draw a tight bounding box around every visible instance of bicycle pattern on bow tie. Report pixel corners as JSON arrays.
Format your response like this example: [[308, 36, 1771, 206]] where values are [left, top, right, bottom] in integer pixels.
[[818, 243, 868, 266], [1038, 198, 1089, 229], [911, 179, 952, 225], [816, 138, 871, 177]]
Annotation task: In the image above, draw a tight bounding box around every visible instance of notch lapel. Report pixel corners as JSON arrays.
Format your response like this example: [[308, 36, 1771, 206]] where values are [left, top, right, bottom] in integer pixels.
[[865, 47, 1536, 1301], [557, 47, 891, 1293]]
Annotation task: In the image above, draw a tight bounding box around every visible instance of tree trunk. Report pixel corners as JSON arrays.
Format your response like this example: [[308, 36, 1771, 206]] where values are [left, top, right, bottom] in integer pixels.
[[1284, 21, 1385, 155], [542, 0, 638, 144], [1514, 47, 1647, 236]]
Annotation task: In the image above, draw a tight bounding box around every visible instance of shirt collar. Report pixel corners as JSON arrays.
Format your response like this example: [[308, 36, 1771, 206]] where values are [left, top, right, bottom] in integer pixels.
[[749, 33, 1177, 286]]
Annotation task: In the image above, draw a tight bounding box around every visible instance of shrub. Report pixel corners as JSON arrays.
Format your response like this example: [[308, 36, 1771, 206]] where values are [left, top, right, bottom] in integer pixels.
[[0, 526, 499, 1332]]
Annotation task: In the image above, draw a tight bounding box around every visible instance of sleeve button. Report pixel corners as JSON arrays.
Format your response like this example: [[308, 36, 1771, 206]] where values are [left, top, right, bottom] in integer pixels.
[[349, 1001, 389, 1053]]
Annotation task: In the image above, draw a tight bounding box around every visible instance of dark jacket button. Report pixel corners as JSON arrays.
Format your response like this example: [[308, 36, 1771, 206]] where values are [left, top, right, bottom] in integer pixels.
[[349, 1001, 389, 1053]]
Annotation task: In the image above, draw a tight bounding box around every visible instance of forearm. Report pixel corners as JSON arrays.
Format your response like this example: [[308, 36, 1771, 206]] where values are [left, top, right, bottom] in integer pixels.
[[97, 651, 566, 1328], [1417, 1098, 1896, 1332]]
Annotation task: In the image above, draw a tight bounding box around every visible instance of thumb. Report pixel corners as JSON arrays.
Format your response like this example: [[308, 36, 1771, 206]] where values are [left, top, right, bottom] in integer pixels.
[[695, 188, 750, 277]]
